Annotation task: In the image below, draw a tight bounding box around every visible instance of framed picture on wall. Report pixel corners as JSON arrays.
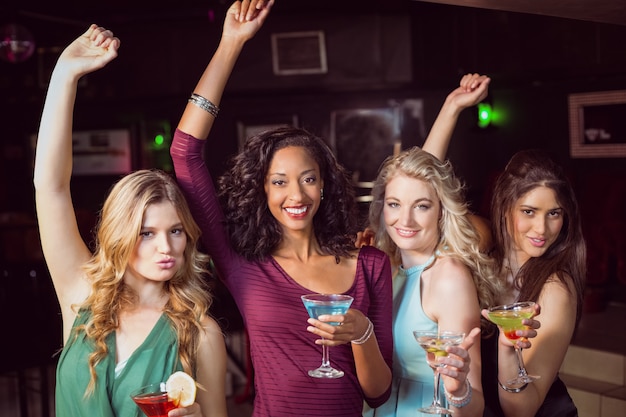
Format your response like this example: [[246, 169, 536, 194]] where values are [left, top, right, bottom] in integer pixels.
[[330, 99, 425, 184], [71, 129, 132, 175], [237, 114, 299, 151], [271, 31, 328, 75], [330, 108, 401, 184], [32, 129, 132, 175], [568, 90, 626, 158]]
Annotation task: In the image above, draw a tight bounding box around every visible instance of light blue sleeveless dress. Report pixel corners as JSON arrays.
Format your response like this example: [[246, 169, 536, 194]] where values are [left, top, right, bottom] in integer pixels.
[[365, 255, 442, 417]]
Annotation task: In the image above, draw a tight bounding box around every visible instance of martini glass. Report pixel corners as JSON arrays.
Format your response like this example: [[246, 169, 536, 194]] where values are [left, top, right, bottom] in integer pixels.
[[487, 301, 540, 388], [413, 330, 465, 415], [301, 293, 354, 378], [130, 382, 178, 417]]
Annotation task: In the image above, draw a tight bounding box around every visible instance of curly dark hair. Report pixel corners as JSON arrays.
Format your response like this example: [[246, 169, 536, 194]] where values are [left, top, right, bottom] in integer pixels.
[[490, 149, 586, 324], [217, 126, 358, 261]]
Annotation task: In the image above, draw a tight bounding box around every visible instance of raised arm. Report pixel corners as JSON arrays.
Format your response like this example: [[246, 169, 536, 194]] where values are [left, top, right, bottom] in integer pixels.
[[422, 73, 490, 161], [176, 0, 273, 139], [33, 25, 120, 338], [170, 0, 273, 278]]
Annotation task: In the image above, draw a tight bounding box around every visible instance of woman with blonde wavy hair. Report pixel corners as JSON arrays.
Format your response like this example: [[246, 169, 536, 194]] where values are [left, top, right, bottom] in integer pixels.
[[33, 24, 227, 417], [364, 146, 502, 417]]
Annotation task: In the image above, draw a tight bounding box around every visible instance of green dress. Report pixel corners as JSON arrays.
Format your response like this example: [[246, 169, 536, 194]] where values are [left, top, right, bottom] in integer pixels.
[[55, 310, 183, 417]]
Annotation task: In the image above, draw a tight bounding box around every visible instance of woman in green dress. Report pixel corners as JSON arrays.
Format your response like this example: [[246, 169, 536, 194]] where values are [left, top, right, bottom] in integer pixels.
[[33, 24, 228, 417]]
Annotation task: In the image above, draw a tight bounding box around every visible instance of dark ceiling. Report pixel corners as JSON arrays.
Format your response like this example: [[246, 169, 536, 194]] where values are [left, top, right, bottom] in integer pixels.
[[2, 0, 624, 56], [4, 0, 626, 27], [416, 0, 626, 27]]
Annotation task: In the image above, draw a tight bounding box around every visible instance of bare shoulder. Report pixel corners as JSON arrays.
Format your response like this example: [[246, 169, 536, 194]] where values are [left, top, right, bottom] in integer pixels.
[[546, 270, 577, 292], [199, 315, 226, 348], [425, 255, 477, 295], [200, 315, 223, 334], [422, 255, 481, 325], [540, 274, 577, 307], [431, 255, 473, 283]]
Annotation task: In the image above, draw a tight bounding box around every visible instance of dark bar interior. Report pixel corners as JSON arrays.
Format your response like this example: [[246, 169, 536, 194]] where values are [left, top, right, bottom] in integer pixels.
[[1, 1, 625, 415]]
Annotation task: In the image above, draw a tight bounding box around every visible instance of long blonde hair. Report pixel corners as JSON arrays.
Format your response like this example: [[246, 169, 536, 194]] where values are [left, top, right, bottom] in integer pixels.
[[76, 169, 212, 395], [369, 147, 503, 311]]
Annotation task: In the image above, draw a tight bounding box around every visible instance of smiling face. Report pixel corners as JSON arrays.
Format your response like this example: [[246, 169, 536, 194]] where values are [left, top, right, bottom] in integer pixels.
[[264, 146, 323, 235], [509, 185, 564, 266], [126, 201, 187, 284], [383, 174, 441, 267]]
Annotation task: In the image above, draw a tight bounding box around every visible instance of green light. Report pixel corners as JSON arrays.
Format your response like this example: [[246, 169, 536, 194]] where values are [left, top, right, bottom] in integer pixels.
[[477, 102, 492, 128], [154, 134, 164, 146]]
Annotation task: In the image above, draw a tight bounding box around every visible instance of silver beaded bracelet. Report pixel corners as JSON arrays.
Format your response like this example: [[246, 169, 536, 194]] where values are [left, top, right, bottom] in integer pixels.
[[351, 317, 373, 345], [445, 378, 472, 408], [188, 93, 220, 117]]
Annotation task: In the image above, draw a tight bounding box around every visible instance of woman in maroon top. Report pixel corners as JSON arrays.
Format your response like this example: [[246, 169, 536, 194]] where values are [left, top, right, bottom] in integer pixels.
[[170, 2, 393, 416]]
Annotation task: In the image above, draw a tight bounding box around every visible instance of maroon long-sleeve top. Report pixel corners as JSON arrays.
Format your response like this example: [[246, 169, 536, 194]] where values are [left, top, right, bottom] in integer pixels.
[[171, 129, 393, 417]]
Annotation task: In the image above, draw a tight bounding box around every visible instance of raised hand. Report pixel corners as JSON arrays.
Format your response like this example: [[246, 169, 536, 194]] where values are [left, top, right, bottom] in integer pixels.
[[56, 24, 120, 79], [446, 73, 491, 111], [422, 72, 491, 160], [223, 0, 274, 42]]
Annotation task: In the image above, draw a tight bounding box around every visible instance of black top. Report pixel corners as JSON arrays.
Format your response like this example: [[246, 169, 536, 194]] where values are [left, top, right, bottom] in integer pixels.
[[481, 325, 578, 417]]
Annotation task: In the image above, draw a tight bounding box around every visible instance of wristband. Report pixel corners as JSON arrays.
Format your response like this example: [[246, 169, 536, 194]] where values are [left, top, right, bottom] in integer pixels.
[[445, 378, 472, 408], [351, 317, 373, 345], [188, 93, 220, 117]]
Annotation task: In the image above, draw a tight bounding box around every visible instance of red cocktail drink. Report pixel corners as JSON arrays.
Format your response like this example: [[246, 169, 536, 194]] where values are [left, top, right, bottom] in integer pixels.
[[131, 382, 178, 417]]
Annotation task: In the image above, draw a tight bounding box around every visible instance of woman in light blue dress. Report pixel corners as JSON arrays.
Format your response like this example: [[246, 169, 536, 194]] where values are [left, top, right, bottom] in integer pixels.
[[377, 255, 439, 416], [363, 87, 503, 416]]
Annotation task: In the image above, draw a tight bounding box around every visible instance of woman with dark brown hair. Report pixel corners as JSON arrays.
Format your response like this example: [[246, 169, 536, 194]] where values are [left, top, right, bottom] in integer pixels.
[[482, 149, 585, 417]]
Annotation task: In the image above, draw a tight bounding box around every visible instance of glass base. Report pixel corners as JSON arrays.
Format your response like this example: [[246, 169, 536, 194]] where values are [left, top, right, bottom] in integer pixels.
[[308, 366, 344, 378], [418, 405, 454, 415]]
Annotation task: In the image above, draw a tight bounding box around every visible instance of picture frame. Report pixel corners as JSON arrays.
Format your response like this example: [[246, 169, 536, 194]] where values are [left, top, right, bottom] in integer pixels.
[[237, 114, 299, 151], [568, 90, 626, 158], [71, 129, 132, 175], [271, 31, 328, 76], [330, 107, 402, 184]]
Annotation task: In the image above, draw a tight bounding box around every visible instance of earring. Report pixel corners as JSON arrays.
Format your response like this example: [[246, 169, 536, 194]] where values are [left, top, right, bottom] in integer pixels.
[[320, 188, 324, 200]]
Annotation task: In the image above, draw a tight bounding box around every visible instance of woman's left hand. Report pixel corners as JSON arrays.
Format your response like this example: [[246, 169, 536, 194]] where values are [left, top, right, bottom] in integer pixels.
[[439, 327, 480, 395], [307, 308, 369, 346]]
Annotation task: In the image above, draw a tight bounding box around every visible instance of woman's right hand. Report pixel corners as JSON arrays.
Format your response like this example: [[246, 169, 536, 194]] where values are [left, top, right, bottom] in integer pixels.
[[482, 303, 541, 349], [439, 327, 480, 395], [355, 228, 375, 248], [223, 0, 274, 42]]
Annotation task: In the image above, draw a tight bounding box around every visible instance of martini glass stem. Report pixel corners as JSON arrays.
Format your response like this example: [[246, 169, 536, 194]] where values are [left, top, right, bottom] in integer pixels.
[[320, 339, 332, 370], [431, 369, 444, 409], [515, 347, 529, 378]]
